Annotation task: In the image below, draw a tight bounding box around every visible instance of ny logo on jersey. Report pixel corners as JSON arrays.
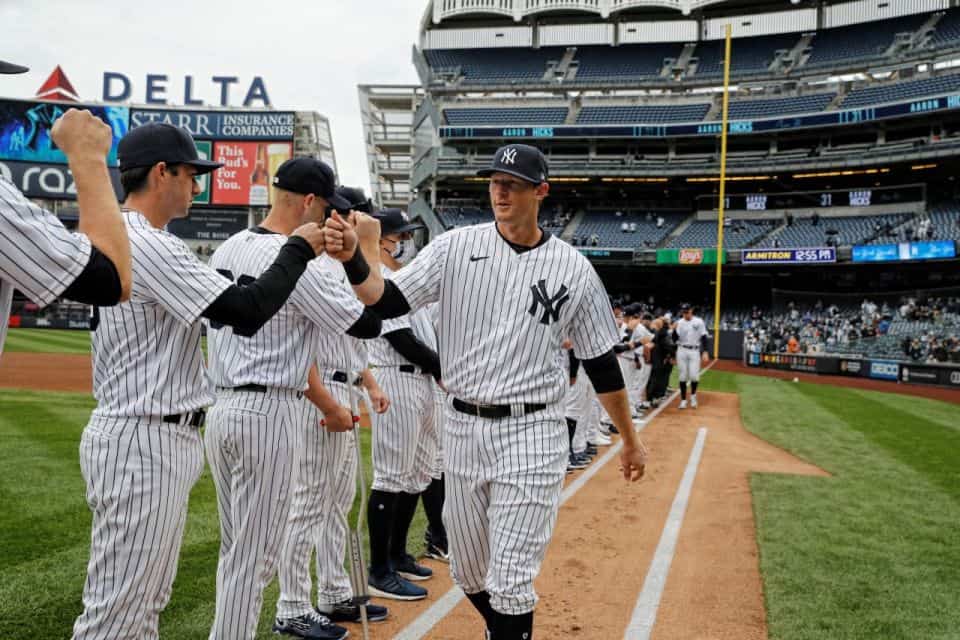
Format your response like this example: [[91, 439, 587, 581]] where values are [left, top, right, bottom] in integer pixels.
[[528, 279, 569, 325], [501, 147, 517, 165]]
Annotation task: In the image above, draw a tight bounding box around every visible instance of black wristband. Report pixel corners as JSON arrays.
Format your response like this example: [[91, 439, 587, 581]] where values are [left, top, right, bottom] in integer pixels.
[[343, 249, 371, 285]]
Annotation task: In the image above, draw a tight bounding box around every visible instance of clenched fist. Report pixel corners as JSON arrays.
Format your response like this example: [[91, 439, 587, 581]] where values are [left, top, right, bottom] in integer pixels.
[[51, 109, 113, 162], [291, 222, 325, 257]]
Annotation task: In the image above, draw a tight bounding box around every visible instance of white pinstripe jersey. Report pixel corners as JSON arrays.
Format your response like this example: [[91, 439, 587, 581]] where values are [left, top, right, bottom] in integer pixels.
[[91, 210, 232, 417], [313, 254, 368, 371], [392, 223, 618, 405], [0, 176, 91, 355], [205, 228, 364, 391], [368, 264, 437, 367], [675, 316, 708, 348]]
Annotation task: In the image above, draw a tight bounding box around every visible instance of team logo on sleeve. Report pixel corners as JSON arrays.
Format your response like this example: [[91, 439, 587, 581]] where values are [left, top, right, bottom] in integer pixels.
[[528, 279, 569, 325]]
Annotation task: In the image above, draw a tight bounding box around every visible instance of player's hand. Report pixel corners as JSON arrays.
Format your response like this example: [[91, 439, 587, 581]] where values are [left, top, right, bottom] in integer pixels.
[[701, 352, 710, 365], [323, 211, 359, 261], [561, 339, 573, 350], [321, 405, 354, 432], [620, 440, 648, 482], [291, 222, 325, 256], [51, 108, 113, 162], [354, 212, 382, 256], [368, 388, 390, 414], [569, 377, 577, 386]]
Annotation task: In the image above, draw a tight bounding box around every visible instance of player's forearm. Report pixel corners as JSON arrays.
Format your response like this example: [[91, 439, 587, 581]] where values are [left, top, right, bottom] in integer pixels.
[[305, 364, 342, 414], [360, 369, 380, 393], [70, 157, 133, 301]]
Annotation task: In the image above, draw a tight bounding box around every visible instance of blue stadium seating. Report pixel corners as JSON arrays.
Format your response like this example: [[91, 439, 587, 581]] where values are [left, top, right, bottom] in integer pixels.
[[667, 220, 775, 249], [927, 8, 960, 49], [444, 107, 567, 125], [804, 13, 930, 69], [923, 205, 960, 241], [577, 104, 710, 124], [842, 73, 960, 108], [424, 47, 565, 84], [727, 93, 835, 119], [573, 43, 684, 81], [572, 212, 685, 248], [693, 33, 799, 76], [753, 214, 912, 248]]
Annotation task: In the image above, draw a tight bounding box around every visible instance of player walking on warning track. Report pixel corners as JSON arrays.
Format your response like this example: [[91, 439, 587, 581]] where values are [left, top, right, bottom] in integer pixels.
[[274, 186, 391, 636], [323, 143, 648, 639], [0, 59, 132, 356], [204, 161, 386, 640], [674, 303, 710, 409], [363, 207, 445, 601], [72, 125, 327, 640]]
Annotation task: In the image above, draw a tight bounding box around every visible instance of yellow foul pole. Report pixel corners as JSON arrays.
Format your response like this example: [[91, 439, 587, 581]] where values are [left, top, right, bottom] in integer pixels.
[[712, 24, 732, 360]]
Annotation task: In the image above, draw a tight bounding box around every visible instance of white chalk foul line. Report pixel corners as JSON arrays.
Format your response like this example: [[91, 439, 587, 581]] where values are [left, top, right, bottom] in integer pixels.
[[623, 426, 708, 640], [394, 390, 681, 640]]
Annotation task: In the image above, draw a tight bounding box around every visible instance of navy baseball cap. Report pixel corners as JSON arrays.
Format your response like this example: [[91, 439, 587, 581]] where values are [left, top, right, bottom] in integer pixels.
[[0, 59, 28, 74], [118, 122, 222, 174], [477, 144, 549, 185], [273, 157, 350, 209], [330, 186, 373, 214], [625, 303, 643, 317], [680, 303, 692, 312], [373, 208, 424, 235]]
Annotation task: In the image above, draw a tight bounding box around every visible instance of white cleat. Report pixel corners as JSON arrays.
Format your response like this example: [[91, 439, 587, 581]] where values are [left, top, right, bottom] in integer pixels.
[[690, 395, 698, 408], [679, 400, 688, 410], [590, 433, 612, 446]]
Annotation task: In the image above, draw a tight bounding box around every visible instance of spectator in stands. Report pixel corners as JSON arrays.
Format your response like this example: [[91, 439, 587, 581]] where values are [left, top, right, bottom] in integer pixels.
[[812, 212, 820, 227], [590, 233, 600, 247], [621, 222, 629, 233], [787, 335, 800, 353], [629, 222, 637, 233], [656, 215, 664, 229]]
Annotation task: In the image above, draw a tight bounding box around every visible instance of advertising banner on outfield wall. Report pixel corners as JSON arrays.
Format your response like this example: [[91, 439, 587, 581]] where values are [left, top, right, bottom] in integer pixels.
[[0, 160, 122, 200], [741, 247, 836, 265], [836, 358, 868, 378], [898, 363, 960, 387], [759, 353, 819, 373], [211, 141, 292, 206], [867, 360, 900, 381], [656, 248, 726, 265], [129, 109, 295, 140], [0, 99, 128, 166]]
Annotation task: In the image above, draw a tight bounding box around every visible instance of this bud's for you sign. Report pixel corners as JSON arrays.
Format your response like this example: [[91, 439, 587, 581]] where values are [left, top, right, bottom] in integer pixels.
[[211, 141, 292, 206]]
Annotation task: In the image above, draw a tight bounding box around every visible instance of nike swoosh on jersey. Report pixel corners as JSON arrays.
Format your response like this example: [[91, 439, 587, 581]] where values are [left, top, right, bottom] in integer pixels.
[[469, 256, 490, 262]]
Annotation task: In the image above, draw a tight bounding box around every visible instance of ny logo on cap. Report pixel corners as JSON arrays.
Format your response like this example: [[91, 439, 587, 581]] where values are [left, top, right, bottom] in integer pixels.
[[528, 279, 570, 326], [501, 147, 518, 165]]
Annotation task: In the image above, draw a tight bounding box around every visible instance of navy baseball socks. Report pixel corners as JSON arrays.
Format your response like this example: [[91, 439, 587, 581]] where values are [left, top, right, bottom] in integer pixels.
[[391, 492, 433, 581], [420, 476, 449, 561], [367, 489, 397, 577], [466, 591, 534, 639]]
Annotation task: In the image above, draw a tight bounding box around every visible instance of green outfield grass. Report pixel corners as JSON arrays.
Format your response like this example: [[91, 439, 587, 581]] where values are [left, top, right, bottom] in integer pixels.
[[0, 389, 426, 640], [2, 371, 957, 639], [699, 370, 960, 640], [3, 328, 92, 354]]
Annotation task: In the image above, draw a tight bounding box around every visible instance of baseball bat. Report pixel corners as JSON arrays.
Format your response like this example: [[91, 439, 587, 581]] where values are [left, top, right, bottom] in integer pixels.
[[345, 371, 371, 640]]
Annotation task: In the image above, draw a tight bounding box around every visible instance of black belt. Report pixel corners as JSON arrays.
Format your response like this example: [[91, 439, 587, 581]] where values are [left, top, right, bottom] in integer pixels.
[[452, 398, 546, 419], [231, 383, 268, 392], [162, 410, 205, 428], [217, 383, 303, 398], [399, 365, 428, 375], [331, 371, 363, 386], [680, 344, 699, 350]]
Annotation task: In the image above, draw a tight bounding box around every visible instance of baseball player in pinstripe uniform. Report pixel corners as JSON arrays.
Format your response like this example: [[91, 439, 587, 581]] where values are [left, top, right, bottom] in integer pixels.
[[421, 301, 449, 563], [365, 210, 438, 593], [323, 143, 648, 639], [673, 303, 710, 409], [362, 207, 444, 601], [73, 126, 327, 640], [0, 60, 132, 355], [204, 161, 387, 640], [275, 186, 391, 635]]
